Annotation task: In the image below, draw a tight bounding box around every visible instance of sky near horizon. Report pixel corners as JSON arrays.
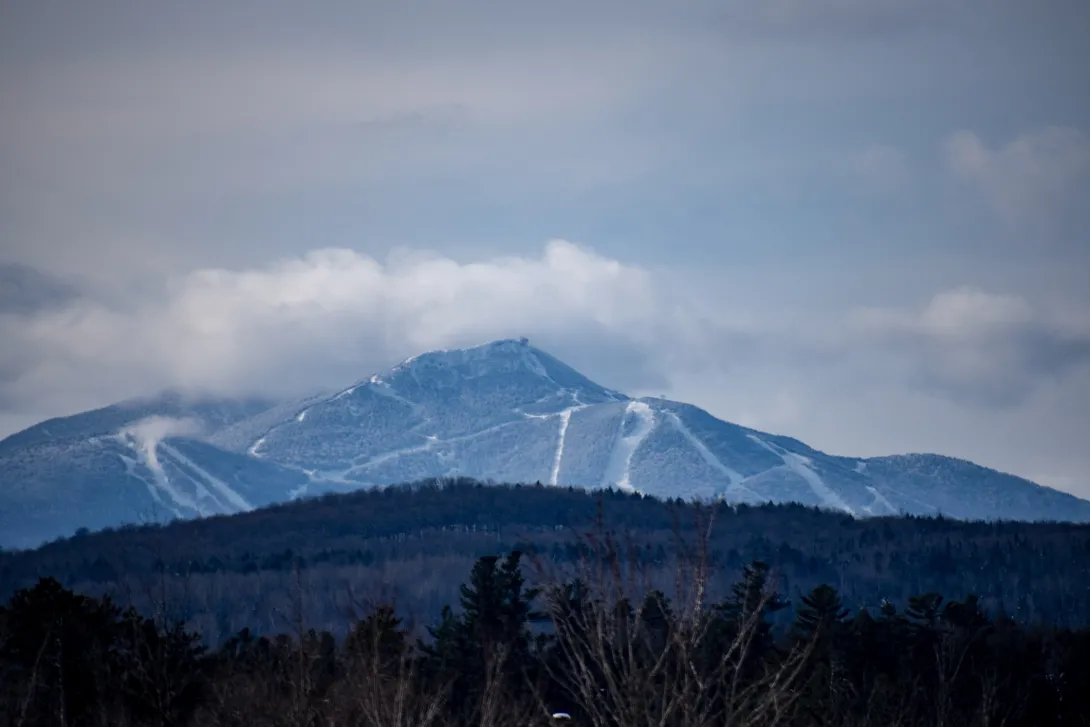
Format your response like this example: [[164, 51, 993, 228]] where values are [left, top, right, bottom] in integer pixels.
[[1, 0, 1089, 497]]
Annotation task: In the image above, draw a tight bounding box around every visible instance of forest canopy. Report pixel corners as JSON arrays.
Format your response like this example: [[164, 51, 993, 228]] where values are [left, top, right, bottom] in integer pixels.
[[2, 479, 1089, 645], [3, 544, 1088, 727]]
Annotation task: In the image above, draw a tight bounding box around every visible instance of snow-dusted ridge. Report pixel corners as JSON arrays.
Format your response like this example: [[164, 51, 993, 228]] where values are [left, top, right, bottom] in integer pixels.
[[98, 339, 1090, 521], [3, 337, 1090, 549]]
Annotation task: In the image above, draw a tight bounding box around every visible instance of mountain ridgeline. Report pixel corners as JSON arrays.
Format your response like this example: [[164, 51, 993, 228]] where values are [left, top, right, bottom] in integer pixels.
[[2, 338, 1088, 548]]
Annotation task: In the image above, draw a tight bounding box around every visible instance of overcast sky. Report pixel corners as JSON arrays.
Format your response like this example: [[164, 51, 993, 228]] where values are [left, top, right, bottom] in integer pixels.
[[1, 0, 1089, 497]]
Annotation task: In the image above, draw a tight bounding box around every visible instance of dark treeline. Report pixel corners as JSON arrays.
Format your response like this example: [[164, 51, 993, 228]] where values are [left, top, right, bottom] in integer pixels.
[[3, 542, 1090, 727], [3, 480, 1090, 643]]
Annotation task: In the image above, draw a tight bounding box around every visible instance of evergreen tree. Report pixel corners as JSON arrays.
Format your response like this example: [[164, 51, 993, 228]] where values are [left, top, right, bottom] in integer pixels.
[[420, 551, 543, 726], [345, 605, 407, 675], [794, 584, 850, 639], [792, 584, 852, 725]]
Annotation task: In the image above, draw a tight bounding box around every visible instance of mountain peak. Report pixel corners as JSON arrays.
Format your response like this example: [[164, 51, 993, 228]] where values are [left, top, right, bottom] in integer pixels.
[[395, 337, 533, 367], [373, 338, 624, 400]]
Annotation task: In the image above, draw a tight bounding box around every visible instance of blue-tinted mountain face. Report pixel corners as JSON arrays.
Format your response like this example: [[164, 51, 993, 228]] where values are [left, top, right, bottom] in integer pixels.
[[2, 338, 1087, 549]]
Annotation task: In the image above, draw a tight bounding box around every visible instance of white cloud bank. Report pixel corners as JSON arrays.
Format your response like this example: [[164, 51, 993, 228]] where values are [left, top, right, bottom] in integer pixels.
[[0, 241, 703, 420], [3, 241, 1087, 424]]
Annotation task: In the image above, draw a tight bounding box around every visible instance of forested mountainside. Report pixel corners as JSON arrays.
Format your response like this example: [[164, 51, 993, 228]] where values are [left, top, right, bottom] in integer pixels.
[[2, 480, 1088, 645]]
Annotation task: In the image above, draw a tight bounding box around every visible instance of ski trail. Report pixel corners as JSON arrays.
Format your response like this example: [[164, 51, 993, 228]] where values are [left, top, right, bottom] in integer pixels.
[[747, 435, 855, 515], [116, 450, 182, 516], [160, 443, 254, 512], [346, 418, 531, 476], [123, 434, 202, 514], [667, 412, 748, 492], [516, 389, 588, 485], [548, 389, 590, 485], [865, 485, 897, 515], [350, 441, 435, 471], [601, 401, 656, 491], [367, 376, 425, 414], [550, 409, 574, 485], [248, 377, 423, 460]]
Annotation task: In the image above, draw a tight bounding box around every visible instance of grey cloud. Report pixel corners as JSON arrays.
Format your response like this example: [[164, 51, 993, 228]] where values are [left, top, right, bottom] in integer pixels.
[[0, 263, 81, 315], [849, 290, 1090, 407], [904, 329, 1090, 407], [0, 241, 721, 434]]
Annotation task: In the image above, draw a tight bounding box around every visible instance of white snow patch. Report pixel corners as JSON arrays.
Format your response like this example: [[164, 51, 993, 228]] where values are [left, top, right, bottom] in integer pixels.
[[296, 410, 308, 422], [331, 385, 360, 401], [854, 461, 867, 473], [248, 436, 267, 457], [747, 435, 855, 515], [601, 401, 656, 492]]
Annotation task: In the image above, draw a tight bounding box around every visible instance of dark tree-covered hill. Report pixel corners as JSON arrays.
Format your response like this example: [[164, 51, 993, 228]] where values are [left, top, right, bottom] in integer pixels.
[[2, 479, 1088, 643]]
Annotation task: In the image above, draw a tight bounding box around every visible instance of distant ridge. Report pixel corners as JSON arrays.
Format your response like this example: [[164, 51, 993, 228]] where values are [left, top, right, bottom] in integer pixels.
[[2, 337, 1088, 548]]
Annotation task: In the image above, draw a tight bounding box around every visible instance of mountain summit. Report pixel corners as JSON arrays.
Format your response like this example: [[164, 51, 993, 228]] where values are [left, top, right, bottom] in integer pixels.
[[2, 338, 1088, 548]]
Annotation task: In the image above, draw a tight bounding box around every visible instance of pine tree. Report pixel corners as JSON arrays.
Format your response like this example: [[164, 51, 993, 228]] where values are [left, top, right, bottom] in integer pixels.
[[345, 605, 407, 675], [794, 584, 850, 639], [420, 552, 543, 725], [793, 584, 852, 726]]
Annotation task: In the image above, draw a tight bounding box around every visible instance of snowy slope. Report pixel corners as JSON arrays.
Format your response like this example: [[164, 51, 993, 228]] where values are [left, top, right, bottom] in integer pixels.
[[0, 394, 305, 548], [205, 339, 1089, 521], [2, 337, 1089, 548]]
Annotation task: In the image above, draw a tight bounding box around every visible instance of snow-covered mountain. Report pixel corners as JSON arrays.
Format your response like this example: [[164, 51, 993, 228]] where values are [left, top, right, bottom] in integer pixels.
[[2, 338, 1088, 549], [0, 392, 308, 549]]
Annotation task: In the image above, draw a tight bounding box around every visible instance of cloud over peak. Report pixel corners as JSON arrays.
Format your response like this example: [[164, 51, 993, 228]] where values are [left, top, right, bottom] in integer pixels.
[[0, 241, 684, 429]]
